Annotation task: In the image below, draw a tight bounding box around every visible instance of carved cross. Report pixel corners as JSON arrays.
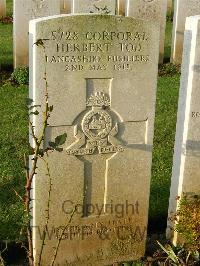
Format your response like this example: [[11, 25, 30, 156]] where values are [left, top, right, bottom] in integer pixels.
[[46, 78, 147, 217]]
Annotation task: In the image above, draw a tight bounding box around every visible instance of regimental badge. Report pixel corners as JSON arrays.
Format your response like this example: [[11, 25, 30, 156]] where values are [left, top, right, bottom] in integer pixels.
[[66, 92, 124, 156]]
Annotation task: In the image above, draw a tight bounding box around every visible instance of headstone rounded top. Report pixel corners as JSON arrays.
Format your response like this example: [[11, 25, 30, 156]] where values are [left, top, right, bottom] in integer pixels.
[[29, 13, 160, 29]]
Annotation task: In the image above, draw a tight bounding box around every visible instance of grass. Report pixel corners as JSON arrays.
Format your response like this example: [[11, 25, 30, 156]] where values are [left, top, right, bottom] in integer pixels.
[[0, 22, 13, 68], [0, 1, 28, 241], [164, 19, 173, 62], [149, 74, 180, 229], [6, 0, 13, 17], [0, 82, 28, 241], [0, 4, 180, 242]]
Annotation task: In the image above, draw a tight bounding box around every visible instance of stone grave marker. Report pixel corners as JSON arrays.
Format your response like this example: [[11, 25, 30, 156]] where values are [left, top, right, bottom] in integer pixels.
[[167, 15, 200, 244], [0, 0, 6, 18], [72, 0, 117, 14], [13, 0, 60, 68], [126, 0, 167, 63], [30, 14, 159, 265], [171, 0, 200, 64], [60, 0, 71, 14], [167, 0, 173, 16], [118, 0, 125, 16]]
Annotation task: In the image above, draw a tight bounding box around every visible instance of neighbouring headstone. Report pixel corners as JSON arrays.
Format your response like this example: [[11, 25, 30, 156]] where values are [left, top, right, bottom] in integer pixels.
[[72, 0, 117, 14], [30, 14, 159, 265], [167, 15, 200, 244], [60, 0, 71, 14], [167, 0, 172, 16], [171, 0, 200, 64], [126, 0, 167, 63], [0, 0, 6, 18], [118, 0, 125, 16], [13, 0, 60, 68]]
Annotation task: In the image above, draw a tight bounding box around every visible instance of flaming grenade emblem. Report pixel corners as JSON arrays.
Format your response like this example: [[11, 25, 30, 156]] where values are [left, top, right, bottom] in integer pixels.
[[66, 91, 124, 155]]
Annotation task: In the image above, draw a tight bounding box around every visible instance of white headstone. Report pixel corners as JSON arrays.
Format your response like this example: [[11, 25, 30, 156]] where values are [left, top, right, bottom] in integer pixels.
[[0, 0, 6, 17], [171, 0, 200, 64], [72, 0, 117, 14], [167, 15, 200, 244], [60, 0, 71, 14], [13, 0, 60, 68], [126, 0, 167, 63], [30, 14, 159, 265]]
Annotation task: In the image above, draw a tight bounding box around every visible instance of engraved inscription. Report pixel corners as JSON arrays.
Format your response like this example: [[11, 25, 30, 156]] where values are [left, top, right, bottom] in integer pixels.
[[143, 0, 155, 2], [45, 29, 151, 72], [45, 78, 148, 219], [192, 111, 200, 118]]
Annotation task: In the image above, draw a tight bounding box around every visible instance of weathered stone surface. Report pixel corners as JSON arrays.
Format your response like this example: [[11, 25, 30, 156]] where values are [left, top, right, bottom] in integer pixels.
[[60, 0, 71, 14], [72, 0, 117, 14], [0, 0, 6, 17], [167, 15, 200, 244], [127, 0, 167, 63], [13, 0, 60, 68], [30, 14, 159, 265], [171, 0, 200, 64]]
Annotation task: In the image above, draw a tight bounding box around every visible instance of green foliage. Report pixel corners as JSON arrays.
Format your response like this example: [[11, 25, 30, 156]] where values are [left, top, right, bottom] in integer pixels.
[[0, 22, 13, 68], [148, 20, 180, 228], [6, 0, 13, 17], [11, 68, 29, 85], [49, 133, 67, 151], [164, 20, 173, 61], [156, 195, 200, 265], [158, 63, 181, 77], [175, 195, 200, 253], [150, 74, 180, 226], [155, 241, 199, 265], [157, 241, 179, 265], [0, 82, 29, 241]]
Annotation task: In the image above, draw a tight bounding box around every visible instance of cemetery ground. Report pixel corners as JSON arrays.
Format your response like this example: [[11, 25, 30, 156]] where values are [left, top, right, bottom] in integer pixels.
[[0, 2, 192, 265]]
